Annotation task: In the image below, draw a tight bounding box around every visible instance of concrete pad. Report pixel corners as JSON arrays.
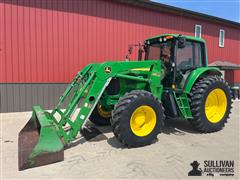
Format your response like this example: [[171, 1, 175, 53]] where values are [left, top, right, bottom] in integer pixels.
[[1, 101, 239, 179]]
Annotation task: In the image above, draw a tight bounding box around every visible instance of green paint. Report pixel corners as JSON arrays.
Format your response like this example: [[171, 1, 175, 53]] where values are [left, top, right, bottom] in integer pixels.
[[184, 67, 222, 93], [173, 92, 192, 119], [27, 106, 64, 165]]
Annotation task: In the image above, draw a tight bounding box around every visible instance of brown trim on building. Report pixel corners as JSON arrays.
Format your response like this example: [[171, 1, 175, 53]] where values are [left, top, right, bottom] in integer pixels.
[[115, 0, 240, 29]]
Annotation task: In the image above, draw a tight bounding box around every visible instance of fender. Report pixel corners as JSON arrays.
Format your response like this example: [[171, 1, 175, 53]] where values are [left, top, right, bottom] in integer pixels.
[[184, 67, 222, 93]]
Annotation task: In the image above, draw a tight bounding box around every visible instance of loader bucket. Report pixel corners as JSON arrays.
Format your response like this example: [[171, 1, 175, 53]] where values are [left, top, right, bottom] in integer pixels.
[[18, 106, 64, 170]]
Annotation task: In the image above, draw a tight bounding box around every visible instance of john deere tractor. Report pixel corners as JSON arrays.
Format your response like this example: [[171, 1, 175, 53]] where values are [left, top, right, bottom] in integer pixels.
[[18, 34, 232, 170]]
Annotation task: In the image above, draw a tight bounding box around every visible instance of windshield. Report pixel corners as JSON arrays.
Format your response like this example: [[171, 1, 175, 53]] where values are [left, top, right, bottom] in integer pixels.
[[145, 40, 173, 61]]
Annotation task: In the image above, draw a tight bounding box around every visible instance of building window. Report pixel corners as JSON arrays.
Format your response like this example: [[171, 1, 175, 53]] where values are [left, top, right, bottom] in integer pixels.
[[195, 25, 202, 38], [219, 29, 225, 47]]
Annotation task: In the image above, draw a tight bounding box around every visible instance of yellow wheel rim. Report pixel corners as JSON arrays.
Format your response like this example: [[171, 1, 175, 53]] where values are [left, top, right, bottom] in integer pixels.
[[97, 104, 111, 118], [205, 88, 227, 123], [130, 105, 157, 137]]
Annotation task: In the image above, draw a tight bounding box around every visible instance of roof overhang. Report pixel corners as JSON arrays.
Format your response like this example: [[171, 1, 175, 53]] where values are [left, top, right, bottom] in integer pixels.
[[209, 61, 240, 70], [114, 0, 240, 29]]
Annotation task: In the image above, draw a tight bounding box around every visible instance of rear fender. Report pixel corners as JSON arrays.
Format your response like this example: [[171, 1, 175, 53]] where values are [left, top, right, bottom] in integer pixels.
[[184, 67, 222, 93]]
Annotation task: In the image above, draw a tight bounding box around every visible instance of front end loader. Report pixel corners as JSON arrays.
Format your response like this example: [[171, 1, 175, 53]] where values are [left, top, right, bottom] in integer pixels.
[[18, 60, 165, 170], [18, 34, 232, 170]]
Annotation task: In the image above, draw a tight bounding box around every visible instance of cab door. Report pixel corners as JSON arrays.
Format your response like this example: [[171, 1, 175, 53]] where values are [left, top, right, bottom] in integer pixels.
[[175, 40, 204, 88], [162, 40, 205, 119]]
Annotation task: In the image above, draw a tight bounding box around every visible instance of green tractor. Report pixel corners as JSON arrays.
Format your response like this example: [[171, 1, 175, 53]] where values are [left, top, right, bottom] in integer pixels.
[[18, 34, 232, 170]]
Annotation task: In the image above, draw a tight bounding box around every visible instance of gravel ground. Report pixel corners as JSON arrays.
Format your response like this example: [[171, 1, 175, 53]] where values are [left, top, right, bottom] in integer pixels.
[[1, 101, 239, 179]]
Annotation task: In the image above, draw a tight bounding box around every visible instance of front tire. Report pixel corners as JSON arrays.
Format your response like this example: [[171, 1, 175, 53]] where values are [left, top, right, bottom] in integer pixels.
[[189, 76, 232, 132], [89, 104, 111, 126], [111, 90, 165, 147]]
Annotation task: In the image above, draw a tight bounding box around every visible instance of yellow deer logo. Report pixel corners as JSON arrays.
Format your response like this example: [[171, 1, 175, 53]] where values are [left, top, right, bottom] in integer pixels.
[[104, 66, 112, 73]]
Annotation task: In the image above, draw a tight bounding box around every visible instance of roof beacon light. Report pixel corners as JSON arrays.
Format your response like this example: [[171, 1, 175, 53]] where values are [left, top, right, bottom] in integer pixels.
[[165, 36, 173, 40]]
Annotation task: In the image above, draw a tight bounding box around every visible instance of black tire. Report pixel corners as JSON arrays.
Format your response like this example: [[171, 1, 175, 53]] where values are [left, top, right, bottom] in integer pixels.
[[111, 90, 165, 147], [189, 76, 232, 132], [89, 104, 111, 126]]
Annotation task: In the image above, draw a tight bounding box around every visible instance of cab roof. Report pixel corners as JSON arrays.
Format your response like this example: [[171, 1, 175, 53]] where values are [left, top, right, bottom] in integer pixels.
[[145, 34, 206, 43]]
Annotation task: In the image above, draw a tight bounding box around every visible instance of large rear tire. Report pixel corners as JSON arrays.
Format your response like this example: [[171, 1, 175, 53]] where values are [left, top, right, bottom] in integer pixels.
[[111, 90, 165, 147], [189, 76, 232, 132]]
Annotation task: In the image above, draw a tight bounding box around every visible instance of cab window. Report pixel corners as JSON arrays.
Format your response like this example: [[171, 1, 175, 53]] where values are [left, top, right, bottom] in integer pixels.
[[148, 44, 161, 60], [176, 41, 203, 71], [145, 40, 173, 61]]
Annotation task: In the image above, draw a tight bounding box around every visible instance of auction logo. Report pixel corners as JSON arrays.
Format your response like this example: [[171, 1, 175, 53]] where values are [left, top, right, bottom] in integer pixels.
[[188, 161, 202, 176], [188, 160, 234, 177]]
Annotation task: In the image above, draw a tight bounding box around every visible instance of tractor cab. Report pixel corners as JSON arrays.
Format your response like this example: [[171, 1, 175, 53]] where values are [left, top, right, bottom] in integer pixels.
[[144, 34, 207, 88], [144, 34, 208, 118]]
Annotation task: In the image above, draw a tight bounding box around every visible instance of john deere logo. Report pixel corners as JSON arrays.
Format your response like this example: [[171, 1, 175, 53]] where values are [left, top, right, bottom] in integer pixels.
[[104, 66, 112, 73]]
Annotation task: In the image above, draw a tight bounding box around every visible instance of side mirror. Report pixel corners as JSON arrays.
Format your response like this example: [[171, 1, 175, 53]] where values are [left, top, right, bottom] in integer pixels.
[[138, 43, 145, 61], [178, 36, 186, 48]]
